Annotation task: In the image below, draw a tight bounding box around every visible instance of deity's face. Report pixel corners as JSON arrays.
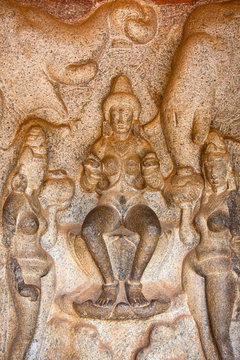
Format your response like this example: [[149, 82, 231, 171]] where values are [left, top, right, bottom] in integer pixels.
[[204, 153, 229, 192], [110, 104, 133, 136]]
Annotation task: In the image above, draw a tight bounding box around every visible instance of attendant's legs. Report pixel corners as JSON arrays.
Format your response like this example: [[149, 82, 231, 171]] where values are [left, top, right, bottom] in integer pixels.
[[206, 270, 237, 360], [182, 252, 221, 360], [124, 205, 161, 306], [81, 205, 121, 306], [7, 288, 40, 360]]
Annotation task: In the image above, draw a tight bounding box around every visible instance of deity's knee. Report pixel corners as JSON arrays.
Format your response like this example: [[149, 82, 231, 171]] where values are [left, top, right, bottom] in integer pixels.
[[81, 205, 120, 242], [125, 204, 161, 237]]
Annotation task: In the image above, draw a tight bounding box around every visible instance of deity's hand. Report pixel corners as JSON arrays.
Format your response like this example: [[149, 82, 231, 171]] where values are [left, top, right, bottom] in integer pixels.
[[142, 152, 164, 189], [164, 166, 204, 208], [143, 153, 159, 172], [81, 154, 102, 191], [84, 154, 102, 181]]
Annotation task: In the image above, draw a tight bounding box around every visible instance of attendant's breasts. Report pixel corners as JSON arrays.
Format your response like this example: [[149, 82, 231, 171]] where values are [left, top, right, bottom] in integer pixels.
[[18, 212, 39, 235]]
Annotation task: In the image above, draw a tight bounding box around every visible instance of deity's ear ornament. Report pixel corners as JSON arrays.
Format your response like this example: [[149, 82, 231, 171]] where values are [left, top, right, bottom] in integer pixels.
[[102, 75, 141, 136]]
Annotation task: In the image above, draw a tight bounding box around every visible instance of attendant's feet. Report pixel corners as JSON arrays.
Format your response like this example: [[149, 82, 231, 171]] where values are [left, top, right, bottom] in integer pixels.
[[95, 282, 118, 307], [126, 282, 149, 307]]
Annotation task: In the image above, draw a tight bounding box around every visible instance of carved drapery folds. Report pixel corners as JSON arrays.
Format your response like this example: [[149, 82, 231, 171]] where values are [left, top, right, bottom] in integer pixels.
[[0, 0, 239, 359]]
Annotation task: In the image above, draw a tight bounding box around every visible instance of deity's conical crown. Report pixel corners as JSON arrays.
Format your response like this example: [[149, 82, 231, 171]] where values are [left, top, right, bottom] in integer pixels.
[[111, 75, 133, 94], [103, 75, 141, 121]]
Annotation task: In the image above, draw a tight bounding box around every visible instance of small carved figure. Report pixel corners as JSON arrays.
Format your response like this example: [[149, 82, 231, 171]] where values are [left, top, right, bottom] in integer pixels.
[[80, 75, 163, 307], [183, 131, 238, 360], [2, 126, 51, 359]]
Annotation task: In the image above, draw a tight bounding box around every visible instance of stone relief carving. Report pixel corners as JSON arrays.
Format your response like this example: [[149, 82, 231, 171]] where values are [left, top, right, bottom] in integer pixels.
[[1, 125, 74, 359], [161, 0, 240, 173], [0, 0, 157, 149], [183, 131, 238, 360], [0, 0, 239, 359], [74, 75, 170, 319]]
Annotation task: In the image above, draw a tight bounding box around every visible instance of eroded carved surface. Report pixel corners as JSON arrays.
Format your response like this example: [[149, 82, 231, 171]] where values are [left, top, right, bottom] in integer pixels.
[[0, 0, 239, 359]]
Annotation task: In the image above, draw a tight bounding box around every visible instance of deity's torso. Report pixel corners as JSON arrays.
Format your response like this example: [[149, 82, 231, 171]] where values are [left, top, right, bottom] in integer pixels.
[[91, 133, 154, 214]]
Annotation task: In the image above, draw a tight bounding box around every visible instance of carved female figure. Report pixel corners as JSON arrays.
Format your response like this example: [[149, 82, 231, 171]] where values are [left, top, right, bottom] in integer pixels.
[[2, 126, 51, 359], [80, 75, 163, 307], [183, 131, 238, 360]]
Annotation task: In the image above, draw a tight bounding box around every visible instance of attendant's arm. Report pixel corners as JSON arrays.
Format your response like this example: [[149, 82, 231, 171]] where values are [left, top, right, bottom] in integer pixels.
[[2, 193, 21, 247]]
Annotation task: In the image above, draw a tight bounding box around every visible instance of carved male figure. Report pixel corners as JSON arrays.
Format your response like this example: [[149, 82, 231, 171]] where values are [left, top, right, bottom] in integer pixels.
[[80, 75, 163, 307]]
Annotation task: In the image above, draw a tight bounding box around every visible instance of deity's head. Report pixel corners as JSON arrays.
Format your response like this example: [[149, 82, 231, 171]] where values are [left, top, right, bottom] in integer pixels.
[[103, 75, 141, 137], [202, 131, 236, 193], [12, 126, 48, 193]]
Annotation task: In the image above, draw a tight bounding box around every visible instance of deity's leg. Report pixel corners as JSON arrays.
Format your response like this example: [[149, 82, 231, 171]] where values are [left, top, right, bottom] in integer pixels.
[[205, 271, 237, 360], [81, 205, 121, 306], [124, 204, 161, 306], [182, 252, 221, 360]]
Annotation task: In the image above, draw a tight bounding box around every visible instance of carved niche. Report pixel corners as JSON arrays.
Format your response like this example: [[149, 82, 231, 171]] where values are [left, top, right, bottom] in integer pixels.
[[0, 0, 239, 359]]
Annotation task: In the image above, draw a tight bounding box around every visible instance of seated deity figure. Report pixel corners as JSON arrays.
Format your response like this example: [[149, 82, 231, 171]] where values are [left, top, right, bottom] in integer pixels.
[[80, 75, 164, 307], [182, 131, 238, 360]]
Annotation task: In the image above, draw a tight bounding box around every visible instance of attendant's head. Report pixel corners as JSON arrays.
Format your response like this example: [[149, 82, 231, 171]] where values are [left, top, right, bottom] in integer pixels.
[[12, 126, 47, 195], [202, 131, 236, 193]]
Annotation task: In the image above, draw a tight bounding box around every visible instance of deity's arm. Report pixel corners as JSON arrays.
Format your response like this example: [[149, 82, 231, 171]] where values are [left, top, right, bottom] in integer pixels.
[[80, 137, 105, 192], [2, 192, 22, 247], [140, 138, 164, 190]]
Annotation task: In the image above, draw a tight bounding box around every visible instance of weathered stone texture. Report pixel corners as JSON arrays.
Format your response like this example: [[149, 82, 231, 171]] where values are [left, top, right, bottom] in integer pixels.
[[0, 0, 239, 359]]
